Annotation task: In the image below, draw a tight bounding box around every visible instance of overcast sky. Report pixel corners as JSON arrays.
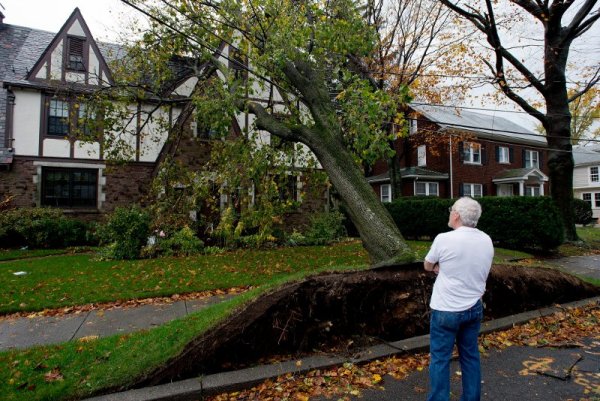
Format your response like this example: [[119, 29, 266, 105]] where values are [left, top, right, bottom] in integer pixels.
[[0, 0, 136, 41], [1, 0, 597, 132]]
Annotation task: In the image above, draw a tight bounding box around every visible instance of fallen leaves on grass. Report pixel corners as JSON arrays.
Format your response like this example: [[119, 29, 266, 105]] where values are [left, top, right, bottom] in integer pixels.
[[0, 286, 252, 321], [43, 369, 63, 382]]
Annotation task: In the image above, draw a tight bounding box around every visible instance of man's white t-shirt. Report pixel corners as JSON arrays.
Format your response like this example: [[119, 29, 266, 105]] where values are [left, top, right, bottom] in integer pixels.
[[425, 226, 494, 312]]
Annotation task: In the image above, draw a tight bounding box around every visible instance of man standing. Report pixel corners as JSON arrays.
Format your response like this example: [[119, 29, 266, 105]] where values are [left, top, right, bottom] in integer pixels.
[[424, 197, 494, 401]]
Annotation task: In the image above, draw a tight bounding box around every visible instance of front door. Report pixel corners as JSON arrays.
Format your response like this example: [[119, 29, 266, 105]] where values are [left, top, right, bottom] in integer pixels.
[[497, 184, 514, 197]]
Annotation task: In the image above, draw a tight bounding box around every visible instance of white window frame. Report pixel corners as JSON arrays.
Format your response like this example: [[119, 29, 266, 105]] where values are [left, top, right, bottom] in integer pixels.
[[525, 186, 541, 197], [590, 166, 599, 183], [417, 145, 426, 167], [409, 119, 418, 135], [464, 142, 482, 164], [498, 146, 510, 164], [525, 150, 539, 168], [595, 193, 600, 208], [582, 192, 592, 206], [462, 183, 483, 198], [380, 184, 391, 203], [415, 181, 439, 196]]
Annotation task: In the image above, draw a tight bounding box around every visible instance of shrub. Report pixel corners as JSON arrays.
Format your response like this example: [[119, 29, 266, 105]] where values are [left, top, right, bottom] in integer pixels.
[[98, 205, 151, 259], [301, 211, 347, 245], [573, 198, 595, 225], [386, 197, 564, 251], [142, 226, 204, 258], [0, 208, 91, 249]]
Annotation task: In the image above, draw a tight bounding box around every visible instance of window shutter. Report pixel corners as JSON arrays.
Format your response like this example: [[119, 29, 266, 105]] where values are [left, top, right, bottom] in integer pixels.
[[458, 142, 464, 163], [482, 184, 487, 196], [538, 152, 543, 169], [495, 146, 500, 162], [458, 183, 464, 197], [481, 145, 487, 165], [522, 149, 527, 167], [509, 147, 514, 163]]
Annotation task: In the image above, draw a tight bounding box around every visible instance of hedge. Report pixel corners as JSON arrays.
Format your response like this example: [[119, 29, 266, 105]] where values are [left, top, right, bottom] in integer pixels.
[[385, 196, 564, 251], [0, 208, 91, 249]]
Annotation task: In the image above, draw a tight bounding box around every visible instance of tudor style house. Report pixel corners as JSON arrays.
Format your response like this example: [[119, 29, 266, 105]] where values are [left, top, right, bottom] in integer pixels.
[[0, 9, 324, 225], [573, 145, 600, 220], [368, 104, 549, 201]]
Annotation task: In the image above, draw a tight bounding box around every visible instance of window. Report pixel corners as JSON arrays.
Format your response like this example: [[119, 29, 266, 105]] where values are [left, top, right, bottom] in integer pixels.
[[41, 167, 97, 208], [415, 181, 439, 196], [229, 47, 248, 82], [278, 175, 300, 202], [590, 166, 599, 183], [582, 192, 600, 208], [525, 186, 541, 196], [409, 119, 418, 135], [463, 142, 482, 164], [67, 37, 85, 71], [524, 150, 539, 168], [48, 99, 70, 136], [380, 184, 391, 203], [497, 146, 510, 164], [462, 183, 483, 197], [77, 103, 97, 137], [417, 145, 426, 166]]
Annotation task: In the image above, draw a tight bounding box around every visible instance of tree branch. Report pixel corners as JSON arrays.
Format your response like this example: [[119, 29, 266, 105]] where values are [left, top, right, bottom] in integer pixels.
[[568, 66, 600, 103], [246, 101, 302, 142]]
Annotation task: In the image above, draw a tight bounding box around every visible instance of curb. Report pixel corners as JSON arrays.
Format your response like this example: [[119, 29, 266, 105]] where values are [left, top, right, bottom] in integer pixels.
[[83, 296, 600, 401]]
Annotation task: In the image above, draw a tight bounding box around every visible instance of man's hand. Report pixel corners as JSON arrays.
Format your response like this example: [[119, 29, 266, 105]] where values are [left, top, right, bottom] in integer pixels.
[[424, 260, 440, 275]]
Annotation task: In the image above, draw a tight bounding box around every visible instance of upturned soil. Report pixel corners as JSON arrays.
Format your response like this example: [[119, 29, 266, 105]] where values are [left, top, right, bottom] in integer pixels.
[[129, 262, 600, 388]]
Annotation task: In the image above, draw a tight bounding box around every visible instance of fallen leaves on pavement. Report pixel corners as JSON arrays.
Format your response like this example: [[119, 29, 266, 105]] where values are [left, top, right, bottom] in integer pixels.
[[207, 302, 599, 401]]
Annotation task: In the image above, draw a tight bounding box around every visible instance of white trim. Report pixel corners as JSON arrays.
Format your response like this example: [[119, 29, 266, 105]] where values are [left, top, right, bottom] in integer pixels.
[[33, 161, 106, 169], [380, 184, 391, 203]]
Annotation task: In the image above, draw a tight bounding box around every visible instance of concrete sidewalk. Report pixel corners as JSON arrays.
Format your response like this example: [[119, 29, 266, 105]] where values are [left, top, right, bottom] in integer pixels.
[[0, 295, 236, 351]]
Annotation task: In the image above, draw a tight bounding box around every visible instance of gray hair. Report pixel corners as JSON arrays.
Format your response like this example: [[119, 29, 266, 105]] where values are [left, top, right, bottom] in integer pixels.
[[452, 197, 482, 227]]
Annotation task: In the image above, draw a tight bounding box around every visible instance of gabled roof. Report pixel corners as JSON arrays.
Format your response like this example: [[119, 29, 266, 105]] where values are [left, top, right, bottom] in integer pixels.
[[492, 167, 548, 183], [0, 21, 122, 90], [367, 167, 449, 183], [410, 104, 546, 147], [573, 145, 600, 167]]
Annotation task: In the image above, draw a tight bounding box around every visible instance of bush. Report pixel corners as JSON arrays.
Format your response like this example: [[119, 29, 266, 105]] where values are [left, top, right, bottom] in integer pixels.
[[98, 205, 151, 259], [142, 226, 204, 258], [385, 197, 564, 251], [300, 211, 347, 245], [573, 198, 595, 225], [0, 208, 91, 249]]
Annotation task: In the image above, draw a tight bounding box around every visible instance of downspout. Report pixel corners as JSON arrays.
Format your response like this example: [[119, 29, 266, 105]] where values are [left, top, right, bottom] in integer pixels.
[[449, 134, 453, 198]]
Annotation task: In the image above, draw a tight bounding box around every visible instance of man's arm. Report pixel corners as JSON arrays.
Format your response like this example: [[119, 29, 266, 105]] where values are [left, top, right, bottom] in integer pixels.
[[424, 260, 436, 271]]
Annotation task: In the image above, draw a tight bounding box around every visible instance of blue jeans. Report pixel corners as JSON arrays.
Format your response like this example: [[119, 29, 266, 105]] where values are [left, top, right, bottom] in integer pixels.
[[427, 299, 483, 401]]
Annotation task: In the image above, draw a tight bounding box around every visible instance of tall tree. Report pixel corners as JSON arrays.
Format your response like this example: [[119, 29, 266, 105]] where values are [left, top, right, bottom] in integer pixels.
[[364, 0, 468, 199], [116, 0, 414, 265], [439, 0, 600, 241]]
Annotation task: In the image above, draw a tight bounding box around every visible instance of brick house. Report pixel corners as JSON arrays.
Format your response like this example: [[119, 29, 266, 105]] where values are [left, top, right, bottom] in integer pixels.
[[0, 9, 326, 226], [368, 104, 550, 201]]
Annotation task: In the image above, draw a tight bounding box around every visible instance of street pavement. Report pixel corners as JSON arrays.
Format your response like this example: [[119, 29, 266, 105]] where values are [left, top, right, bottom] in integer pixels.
[[318, 338, 600, 401]]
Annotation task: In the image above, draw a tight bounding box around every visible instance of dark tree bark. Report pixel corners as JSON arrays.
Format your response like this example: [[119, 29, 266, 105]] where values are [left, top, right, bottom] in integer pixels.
[[439, 0, 600, 242]]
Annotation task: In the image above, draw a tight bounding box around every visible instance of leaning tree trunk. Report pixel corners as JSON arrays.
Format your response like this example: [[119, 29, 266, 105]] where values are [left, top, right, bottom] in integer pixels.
[[307, 131, 414, 266], [250, 59, 414, 266]]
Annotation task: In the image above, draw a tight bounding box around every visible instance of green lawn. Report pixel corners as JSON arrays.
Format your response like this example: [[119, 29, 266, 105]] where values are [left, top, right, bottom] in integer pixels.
[[0, 241, 370, 315]]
